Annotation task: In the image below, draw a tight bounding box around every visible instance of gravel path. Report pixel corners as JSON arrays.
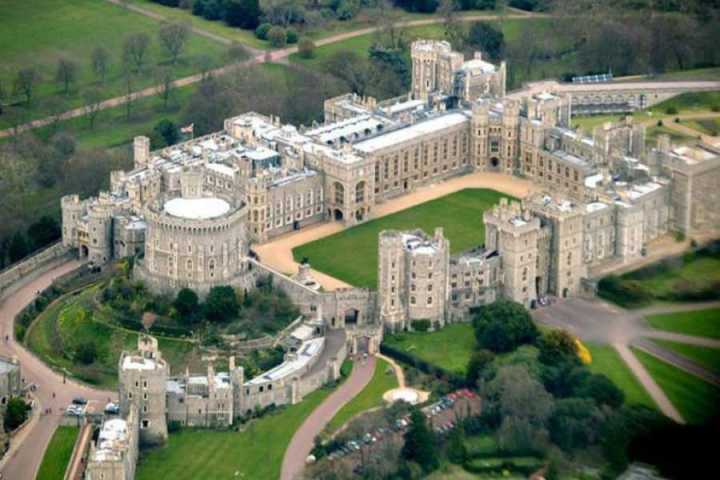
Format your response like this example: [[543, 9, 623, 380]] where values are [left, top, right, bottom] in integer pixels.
[[281, 355, 377, 480]]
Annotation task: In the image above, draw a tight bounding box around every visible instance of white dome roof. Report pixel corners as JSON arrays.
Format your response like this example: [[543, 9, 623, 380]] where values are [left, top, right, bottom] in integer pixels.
[[163, 197, 231, 220]]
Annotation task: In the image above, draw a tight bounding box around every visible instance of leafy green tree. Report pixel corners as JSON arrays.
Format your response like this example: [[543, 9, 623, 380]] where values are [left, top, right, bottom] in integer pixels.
[[55, 58, 79, 96], [466, 21, 505, 60], [174, 287, 200, 321], [225, 0, 262, 29], [76, 341, 98, 365], [4, 397, 30, 431], [538, 330, 579, 365], [575, 373, 624, 408], [472, 300, 538, 353], [402, 408, 438, 472], [466, 349, 495, 386], [8, 231, 29, 263], [548, 397, 603, 451], [27, 216, 61, 251], [150, 119, 180, 149], [602, 405, 669, 474], [203, 285, 239, 322], [255, 23, 272, 40], [446, 424, 467, 464], [267, 27, 287, 48]]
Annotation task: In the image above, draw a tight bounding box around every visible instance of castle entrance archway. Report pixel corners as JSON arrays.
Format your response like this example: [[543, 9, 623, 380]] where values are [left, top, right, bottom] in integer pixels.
[[333, 209, 344, 221], [344, 308, 359, 324], [80, 245, 89, 258], [490, 157, 500, 170]]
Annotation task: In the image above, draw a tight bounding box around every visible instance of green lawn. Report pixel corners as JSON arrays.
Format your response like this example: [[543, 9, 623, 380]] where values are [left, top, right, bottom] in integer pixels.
[[645, 124, 697, 146], [645, 308, 720, 339], [136, 386, 334, 480], [36, 426, 79, 480], [383, 323, 476, 376], [293, 189, 510, 288], [649, 91, 720, 114], [633, 348, 720, 424], [0, 0, 226, 128], [685, 118, 720, 136], [585, 343, 656, 409], [25, 285, 196, 388], [652, 339, 720, 375], [325, 358, 398, 434]]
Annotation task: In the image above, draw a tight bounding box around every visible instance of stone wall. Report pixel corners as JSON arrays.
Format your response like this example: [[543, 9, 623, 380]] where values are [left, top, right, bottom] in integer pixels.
[[0, 242, 71, 301]]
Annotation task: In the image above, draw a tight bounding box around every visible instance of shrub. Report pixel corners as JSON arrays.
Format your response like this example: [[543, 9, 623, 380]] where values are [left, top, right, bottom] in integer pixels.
[[203, 285, 239, 322], [298, 38, 315, 59], [665, 106, 678, 115], [411, 319, 431, 332], [286, 29, 298, 44], [76, 341, 98, 365], [255, 23, 272, 40], [711, 105, 720, 112], [4, 397, 30, 431], [472, 300, 538, 353], [267, 26, 287, 48], [174, 287, 200, 322], [168, 420, 183, 433]]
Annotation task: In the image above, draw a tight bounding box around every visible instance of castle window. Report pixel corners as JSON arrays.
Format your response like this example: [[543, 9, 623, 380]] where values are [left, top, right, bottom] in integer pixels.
[[410, 296, 416, 305], [143, 393, 148, 400], [427, 297, 433, 305], [268, 384, 272, 391], [143, 406, 147, 413], [427, 284, 433, 292]]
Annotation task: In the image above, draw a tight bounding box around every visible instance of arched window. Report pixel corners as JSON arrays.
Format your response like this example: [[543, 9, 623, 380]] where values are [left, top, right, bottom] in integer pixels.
[[355, 181, 365, 203], [333, 182, 345, 206]]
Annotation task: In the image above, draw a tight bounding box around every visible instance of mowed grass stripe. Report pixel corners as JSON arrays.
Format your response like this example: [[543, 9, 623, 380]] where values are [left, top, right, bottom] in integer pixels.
[[645, 308, 720, 339], [293, 189, 511, 288]]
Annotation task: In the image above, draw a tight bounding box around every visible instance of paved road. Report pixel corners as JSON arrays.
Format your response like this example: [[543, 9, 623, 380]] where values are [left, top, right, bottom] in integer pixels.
[[281, 355, 376, 480], [0, 260, 116, 480]]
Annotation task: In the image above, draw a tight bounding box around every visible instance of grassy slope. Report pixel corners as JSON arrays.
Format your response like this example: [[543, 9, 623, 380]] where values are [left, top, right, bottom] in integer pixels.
[[652, 339, 720, 374], [585, 343, 656, 409], [293, 189, 510, 288], [25, 286, 195, 388], [633, 348, 720, 424], [0, 0, 225, 128], [645, 308, 720, 339], [36, 426, 80, 480], [136, 386, 334, 480], [383, 323, 476, 376], [325, 358, 398, 434]]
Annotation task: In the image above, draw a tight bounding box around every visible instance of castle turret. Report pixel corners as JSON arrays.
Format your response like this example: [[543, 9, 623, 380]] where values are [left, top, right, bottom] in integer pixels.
[[119, 335, 169, 446], [133, 136, 151, 170]]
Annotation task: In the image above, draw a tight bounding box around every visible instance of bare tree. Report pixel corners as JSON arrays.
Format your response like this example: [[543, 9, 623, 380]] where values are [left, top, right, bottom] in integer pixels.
[[158, 22, 190, 65], [55, 58, 78, 96], [123, 68, 135, 120], [439, 0, 466, 50], [91, 47, 111, 84], [226, 42, 249, 65], [123, 33, 151, 73], [83, 88, 103, 129], [372, 1, 406, 50], [156, 67, 175, 109], [196, 54, 215, 80], [13, 67, 40, 105]]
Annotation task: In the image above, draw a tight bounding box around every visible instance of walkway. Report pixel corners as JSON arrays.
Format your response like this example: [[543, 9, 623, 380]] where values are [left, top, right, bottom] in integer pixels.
[[254, 171, 532, 290], [0, 260, 116, 480], [65, 423, 94, 480], [281, 355, 376, 480], [0, 9, 544, 140], [533, 297, 720, 424]]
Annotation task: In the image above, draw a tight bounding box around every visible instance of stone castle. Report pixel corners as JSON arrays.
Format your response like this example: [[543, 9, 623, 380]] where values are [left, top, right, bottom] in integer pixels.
[[72, 38, 720, 479]]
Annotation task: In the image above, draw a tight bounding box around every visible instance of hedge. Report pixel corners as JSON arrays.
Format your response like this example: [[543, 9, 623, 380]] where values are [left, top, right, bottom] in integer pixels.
[[380, 343, 466, 388]]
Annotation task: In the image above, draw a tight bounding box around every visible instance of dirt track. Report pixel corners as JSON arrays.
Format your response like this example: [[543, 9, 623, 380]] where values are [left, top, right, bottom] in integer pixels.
[[253, 172, 532, 291]]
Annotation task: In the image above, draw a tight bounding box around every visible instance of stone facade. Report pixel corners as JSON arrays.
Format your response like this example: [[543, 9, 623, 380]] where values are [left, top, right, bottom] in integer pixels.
[[0, 356, 22, 411]]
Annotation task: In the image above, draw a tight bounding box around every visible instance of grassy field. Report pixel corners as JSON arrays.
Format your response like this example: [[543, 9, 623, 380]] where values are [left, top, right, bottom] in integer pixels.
[[325, 358, 398, 434], [36, 426, 79, 480], [293, 189, 510, 288], [684, 117, 720, 136], [585, 343, 656, 409], [652, 339, 720, 374], [383, 323, 476, 376], [645, 308, 720, 339], [645, 124, 697, 146], [136, 386, 334, 480], [648, 91, 720, 114], [25, 285, 196, 388], [0, 0, 226, 128], [633, 348, 720, 424]]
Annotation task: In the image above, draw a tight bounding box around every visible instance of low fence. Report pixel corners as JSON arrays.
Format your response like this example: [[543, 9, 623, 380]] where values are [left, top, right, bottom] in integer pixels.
[[0, 242, 71, 301]]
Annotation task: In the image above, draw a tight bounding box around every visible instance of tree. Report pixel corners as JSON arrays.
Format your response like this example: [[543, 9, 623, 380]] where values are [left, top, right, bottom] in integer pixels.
[[401, 408, 438, 472], [174, 287, 200, 321], [55, 58, 78, 95], [267, 26, 287, 48], [76, 341, 98, 364], [255, 23, 272, 40], [446, 424, 467, 464], [8, 231, 29, 263], [575, 373, 624, 408], [158, 22, 191, 64], [91, 46, 111, 83], [466, 21, 505, 60], [226, 42, 249, 64], [13, 67, 40, 104], [83, 88, 103, 129], [538, 330, 578, 365], [0, 78, 7, 115], [123, 68, 135, 120], [150, 119, 180, 148], [225, 0, 261, 29], [156, 67, 176, 109], [123, 33, 151, 72], [298, 38, 316, 59], [548, 397, 605, 451], [27, 216, 61, 251], [466, 349, 495, 386], [4, 397, 30, 431], [472, 300, 538, 353], [439, 0, 466, 49], [203, 285, 239, 322]]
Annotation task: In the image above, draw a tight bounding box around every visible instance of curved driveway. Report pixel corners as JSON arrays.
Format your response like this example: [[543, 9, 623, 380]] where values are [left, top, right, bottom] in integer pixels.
[[281, 355, 376, 480], [0, 260, 116, 480]]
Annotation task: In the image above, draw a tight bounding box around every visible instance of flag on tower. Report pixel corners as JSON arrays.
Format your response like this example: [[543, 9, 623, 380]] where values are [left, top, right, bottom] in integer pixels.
[[181, 123, 194, 134]]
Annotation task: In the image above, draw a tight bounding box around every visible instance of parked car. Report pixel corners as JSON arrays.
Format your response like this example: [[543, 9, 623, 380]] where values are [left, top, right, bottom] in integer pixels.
[[72, 397, 87, 405]]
